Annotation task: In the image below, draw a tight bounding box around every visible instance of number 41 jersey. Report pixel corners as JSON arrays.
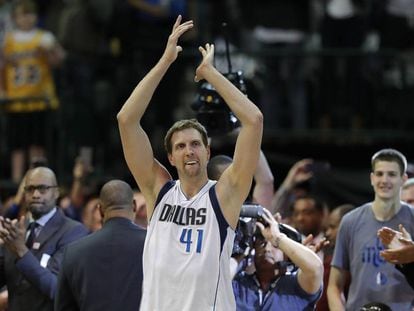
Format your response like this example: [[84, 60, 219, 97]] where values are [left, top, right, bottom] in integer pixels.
[[140, 180, 236, 311]]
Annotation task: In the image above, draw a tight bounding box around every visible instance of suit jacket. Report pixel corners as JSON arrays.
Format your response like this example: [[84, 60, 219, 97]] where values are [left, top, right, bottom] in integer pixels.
[[55, 217, 146, 311], [0, 208, 89, 311]]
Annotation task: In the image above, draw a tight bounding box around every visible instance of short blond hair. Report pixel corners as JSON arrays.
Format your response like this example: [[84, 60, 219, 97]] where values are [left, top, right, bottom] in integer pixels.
[[164, 119, 208, 154]]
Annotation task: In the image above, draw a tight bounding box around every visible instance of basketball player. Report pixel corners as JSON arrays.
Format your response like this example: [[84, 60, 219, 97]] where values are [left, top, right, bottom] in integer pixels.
[[117, 16, 263, 310]]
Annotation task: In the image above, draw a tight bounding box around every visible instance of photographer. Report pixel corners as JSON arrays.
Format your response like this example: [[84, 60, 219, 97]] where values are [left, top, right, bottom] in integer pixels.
[[232, 208, 323, 310], [207, 151, 274, 278]]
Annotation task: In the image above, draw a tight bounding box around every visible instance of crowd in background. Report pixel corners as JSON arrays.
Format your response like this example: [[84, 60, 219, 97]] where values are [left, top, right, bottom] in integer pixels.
[[1, 0, 414, 188], [0, 1, 414, 309]]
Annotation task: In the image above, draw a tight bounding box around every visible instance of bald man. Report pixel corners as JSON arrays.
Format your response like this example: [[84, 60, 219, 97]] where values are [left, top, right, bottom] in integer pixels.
[[0, 167, 89, 311], [55, 180, 146, 311]]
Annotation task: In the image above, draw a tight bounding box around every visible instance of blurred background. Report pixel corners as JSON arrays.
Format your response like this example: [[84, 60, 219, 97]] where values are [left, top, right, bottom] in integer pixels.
[[1, 0, 414, 209]]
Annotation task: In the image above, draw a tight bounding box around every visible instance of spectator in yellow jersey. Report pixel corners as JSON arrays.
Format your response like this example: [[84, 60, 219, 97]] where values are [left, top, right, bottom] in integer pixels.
[[0, 0, 64, 184]]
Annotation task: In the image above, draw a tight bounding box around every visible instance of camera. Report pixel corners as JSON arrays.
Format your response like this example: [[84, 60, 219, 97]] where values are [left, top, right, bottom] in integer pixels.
[[191, 22, 248, 136], [192, 71, 245, 136], [239, 204, 302, 243], [233, 204, 302, 256]]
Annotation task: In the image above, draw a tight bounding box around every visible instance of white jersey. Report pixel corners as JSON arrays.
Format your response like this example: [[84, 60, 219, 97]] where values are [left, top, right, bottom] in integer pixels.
[[140, 180, 236, 311]]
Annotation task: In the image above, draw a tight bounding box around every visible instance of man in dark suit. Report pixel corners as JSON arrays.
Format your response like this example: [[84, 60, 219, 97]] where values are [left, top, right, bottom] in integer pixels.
[[0, 166, 89, 311], [55, 179, 146, 311]]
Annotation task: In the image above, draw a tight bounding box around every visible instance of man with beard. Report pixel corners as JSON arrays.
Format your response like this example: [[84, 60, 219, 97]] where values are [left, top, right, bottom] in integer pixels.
[[291, 194, 328, 263], [117, 16, 263, 310], [232, 208, 323, 310], [0, 166, 88, 311]]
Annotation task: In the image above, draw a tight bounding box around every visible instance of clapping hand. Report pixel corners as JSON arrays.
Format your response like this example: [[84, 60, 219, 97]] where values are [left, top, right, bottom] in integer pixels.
[[378, 225, 414, 264]]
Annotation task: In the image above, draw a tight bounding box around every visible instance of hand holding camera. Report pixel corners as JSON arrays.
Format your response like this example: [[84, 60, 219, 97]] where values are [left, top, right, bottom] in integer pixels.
[[255, 208, 285, 248]]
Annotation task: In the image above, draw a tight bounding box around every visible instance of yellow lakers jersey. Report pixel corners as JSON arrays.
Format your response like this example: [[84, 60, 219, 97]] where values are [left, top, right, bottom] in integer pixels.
[[2, 29, 59, 113]]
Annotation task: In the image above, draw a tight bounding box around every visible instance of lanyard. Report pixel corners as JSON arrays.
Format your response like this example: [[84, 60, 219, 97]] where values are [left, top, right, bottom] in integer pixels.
[[253, 275, 281, 306]]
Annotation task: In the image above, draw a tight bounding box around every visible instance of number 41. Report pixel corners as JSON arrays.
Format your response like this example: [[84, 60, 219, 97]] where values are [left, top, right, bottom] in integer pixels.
[[180, 228, 204, 253]]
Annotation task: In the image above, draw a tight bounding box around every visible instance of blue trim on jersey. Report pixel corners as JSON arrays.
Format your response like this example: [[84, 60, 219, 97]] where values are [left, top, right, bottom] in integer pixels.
[[153, 180, 175, 214], [209, 184, 228, 253], [213, 259, 221, 310]]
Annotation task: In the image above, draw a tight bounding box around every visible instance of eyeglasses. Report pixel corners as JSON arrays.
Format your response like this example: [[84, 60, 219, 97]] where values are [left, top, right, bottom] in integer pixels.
[[24, 185, 58, 194]]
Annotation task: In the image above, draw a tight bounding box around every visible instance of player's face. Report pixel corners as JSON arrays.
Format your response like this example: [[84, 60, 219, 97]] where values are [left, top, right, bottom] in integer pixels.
[[370, 161, 406, 201], [168, 128, 210, 178]]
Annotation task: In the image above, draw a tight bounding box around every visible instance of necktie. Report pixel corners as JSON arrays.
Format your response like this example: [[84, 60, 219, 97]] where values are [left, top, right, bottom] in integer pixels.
[[26, 222, 39, 249]]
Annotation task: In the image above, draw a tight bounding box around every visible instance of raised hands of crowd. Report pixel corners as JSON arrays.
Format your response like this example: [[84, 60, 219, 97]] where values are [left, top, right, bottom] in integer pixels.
[[303, 234, 330, 254], [281, 159, 314, 191]]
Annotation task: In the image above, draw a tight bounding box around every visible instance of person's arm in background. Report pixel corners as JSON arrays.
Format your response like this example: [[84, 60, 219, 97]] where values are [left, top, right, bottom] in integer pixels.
[[270, 159, 313, 217], [302, 234, 329, 253], [69, 158, 92, 208], [39, 31, 65, 67], [0, 289, 7, 311], [252, 150, 274, 209], [60, 157, 93, 221], [327, 266, 347, 311], [2, 170, 28, 219]]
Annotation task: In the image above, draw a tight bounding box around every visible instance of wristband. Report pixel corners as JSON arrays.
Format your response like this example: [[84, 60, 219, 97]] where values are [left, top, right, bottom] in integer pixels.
[[272, 233, 287, 248]]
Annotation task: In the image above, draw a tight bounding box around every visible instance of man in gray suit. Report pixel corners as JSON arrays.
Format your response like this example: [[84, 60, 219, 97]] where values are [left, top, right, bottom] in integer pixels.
[[55, 179, 146, 311], [0, 167, 89, 311]]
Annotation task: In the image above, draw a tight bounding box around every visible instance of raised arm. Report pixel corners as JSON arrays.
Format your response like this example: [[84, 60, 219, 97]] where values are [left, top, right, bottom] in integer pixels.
[[270, 159, 313, 216], [117, 16, 193, 215], [327, 266, 347, 311], [252, 150, 274, 209], [195, 44, 263, 228], [257, 208, 323, 295]]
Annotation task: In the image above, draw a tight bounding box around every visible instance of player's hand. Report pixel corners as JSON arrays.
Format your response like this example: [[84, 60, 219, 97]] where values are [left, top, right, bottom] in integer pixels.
[[162, 15, 193, 64], [195, 43, 215, 82]]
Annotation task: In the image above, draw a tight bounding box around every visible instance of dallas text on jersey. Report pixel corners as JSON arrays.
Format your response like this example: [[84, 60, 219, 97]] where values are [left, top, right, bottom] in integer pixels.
[[159, 204, 207, 226]]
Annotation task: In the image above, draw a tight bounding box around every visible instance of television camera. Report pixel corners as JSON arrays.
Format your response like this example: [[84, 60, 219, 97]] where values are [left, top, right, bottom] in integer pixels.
[[191, 23, 247, 136], [233, 204, 302, 271]]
